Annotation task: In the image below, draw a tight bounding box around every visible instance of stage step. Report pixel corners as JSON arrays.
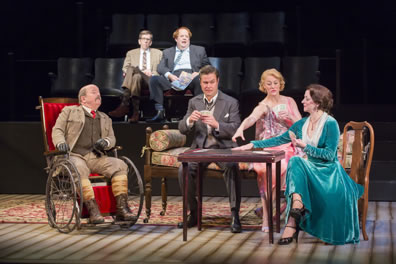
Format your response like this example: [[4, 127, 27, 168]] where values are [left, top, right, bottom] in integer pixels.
[[374, 141, 396, 161], [370, 161, 396, 201]]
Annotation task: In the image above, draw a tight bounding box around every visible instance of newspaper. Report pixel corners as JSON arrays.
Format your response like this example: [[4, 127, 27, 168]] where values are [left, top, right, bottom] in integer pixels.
[[171, 71, 193, 91]]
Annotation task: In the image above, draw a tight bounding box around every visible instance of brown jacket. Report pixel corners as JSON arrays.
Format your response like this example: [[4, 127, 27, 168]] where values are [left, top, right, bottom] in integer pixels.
[[52, 105, 116, 151], [122, 48, 163, 75]]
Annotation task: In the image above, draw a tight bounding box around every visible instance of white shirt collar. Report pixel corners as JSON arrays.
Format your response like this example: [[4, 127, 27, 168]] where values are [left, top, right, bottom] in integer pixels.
[[203, 92, 218, 104], [82, 105, 95, 116], [176, 46, 189, 53], [140, 48, 150, 54]]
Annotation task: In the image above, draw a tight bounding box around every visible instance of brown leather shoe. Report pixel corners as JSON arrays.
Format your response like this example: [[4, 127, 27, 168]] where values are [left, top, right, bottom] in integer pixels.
[[115, 193, 135, 221], [109, 104, 129, 118], [128, 112, 139, 123], [84, 199, 105, 224]]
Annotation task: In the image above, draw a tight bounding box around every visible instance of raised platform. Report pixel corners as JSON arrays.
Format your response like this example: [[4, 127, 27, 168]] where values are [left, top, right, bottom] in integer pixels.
[[0, 115, 394, 200]]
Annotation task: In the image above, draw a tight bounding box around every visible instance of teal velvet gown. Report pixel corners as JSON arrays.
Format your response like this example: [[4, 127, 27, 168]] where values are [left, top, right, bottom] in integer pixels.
[[251, 115, 364, 245]]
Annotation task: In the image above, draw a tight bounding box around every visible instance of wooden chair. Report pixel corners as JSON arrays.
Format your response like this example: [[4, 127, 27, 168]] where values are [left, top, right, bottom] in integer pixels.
[[341, 121, 375, 240]]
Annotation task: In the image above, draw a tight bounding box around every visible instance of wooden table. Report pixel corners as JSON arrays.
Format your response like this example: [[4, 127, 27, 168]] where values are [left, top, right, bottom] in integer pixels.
[[178, 148, 285, 243]]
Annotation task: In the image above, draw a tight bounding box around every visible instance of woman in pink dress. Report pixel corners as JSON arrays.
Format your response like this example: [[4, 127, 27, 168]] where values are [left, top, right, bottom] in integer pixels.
[[232, 68, 302, 232]]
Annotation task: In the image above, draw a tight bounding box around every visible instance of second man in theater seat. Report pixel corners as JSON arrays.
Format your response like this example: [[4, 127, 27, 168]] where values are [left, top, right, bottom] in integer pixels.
[[109, 30, 162, 123], [147, 26, 211, 122]]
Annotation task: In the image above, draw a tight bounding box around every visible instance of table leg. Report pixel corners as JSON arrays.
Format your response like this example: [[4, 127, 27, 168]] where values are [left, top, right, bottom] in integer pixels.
[[197, 163, 203, 231], [276, 161, 281, 233], [267, 163, 273, 244], [182, 162, 188, 241]]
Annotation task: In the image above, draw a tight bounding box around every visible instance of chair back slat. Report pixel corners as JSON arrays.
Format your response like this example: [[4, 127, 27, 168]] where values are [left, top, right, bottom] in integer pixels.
[[342, 121, 375, 186]]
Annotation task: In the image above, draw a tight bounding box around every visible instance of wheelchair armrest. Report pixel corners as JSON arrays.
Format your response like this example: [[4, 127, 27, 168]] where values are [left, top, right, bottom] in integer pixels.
[[107, 146, 122, 152], [44, 146, 123, 158], [103, 146, 123, 158], [44, 149, 69, 157]]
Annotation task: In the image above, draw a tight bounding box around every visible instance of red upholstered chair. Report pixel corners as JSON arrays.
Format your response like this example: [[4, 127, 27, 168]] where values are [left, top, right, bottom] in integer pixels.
[[37, 96, 143, 233]]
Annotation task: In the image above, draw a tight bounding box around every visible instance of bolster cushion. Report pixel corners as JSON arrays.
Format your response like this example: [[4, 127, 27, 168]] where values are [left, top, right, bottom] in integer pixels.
[[150, 129, 187, 151]]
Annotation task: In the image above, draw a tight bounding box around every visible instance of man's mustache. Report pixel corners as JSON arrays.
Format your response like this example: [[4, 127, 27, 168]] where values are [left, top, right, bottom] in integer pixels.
[[96, 96, 101, 101]]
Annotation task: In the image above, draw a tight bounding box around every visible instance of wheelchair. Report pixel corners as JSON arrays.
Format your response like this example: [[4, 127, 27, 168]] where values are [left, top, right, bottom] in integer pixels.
[[37, 96, 144, 233]]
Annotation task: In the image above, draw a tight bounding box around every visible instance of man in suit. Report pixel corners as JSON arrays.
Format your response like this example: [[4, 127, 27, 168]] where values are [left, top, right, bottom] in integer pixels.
[[109, 30, 162, 122], [147, 26, 211, 122], [177, 65, 243, 233], [52, 84, 134, 224]]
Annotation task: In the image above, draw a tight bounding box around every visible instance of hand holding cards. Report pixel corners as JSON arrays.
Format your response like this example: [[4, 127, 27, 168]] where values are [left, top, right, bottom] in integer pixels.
[[272, 104, 287, 117], [200, 110, 212, 117]]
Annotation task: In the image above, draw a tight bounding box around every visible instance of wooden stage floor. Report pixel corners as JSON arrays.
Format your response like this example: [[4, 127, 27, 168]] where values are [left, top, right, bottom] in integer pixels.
[[0, 195, 394, 264]]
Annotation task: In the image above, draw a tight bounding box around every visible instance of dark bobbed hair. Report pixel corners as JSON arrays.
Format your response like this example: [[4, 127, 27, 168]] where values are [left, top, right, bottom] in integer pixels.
[[306, 84, 333, 114]]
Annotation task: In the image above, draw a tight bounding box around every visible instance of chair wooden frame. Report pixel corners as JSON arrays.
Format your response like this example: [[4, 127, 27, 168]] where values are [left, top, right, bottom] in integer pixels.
[[342, 121, 375, 240]]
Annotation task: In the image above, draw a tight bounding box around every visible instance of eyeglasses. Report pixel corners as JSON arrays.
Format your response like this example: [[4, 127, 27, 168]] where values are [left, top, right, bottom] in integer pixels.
[[140, 37, 152, 41]]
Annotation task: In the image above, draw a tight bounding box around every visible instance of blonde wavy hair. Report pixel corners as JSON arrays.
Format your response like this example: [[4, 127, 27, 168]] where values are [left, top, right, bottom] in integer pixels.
[[258, 68, 285, 94]]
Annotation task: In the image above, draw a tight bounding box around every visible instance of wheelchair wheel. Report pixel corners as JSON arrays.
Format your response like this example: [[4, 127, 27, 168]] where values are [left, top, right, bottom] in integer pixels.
[[45, 159, 82, 233], [120, 156, 144, 225]]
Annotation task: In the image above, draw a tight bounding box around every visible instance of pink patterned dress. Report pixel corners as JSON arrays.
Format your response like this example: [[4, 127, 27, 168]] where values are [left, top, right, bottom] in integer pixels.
[[252, 97, 303, 199]]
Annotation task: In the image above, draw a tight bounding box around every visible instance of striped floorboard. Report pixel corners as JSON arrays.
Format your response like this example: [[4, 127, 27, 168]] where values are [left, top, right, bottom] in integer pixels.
[[0, 194, 395, 264]]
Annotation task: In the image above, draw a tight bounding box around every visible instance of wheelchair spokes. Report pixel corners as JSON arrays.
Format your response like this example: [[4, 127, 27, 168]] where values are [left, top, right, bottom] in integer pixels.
[[45, 159, 82, 233], [120, 156, 144, 225]]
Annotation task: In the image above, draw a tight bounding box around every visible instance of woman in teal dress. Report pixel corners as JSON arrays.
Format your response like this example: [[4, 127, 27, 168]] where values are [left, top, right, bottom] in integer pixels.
[[234, 84, 364, 245]]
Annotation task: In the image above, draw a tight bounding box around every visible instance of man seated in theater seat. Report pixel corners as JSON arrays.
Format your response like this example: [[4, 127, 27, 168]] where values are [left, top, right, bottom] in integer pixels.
[[177, 65, 243, 233], [109, 30, 163, 123], [52, 84, 134, 223], [147, 26, 211, 122]]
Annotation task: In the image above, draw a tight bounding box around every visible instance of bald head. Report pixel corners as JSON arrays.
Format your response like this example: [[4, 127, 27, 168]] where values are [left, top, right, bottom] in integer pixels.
[[78, 84, 101, 110]]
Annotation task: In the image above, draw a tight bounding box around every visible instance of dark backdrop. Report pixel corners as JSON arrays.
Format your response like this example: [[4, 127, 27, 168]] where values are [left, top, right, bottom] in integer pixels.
[[1, 0, 396, 122]]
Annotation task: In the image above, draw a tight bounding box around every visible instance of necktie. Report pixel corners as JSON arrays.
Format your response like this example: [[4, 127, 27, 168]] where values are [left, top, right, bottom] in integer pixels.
[[172, 49, 184, 72], [142, 51, 147, 71], [205, 99, 215, 111], [91, 110, 96, 119]]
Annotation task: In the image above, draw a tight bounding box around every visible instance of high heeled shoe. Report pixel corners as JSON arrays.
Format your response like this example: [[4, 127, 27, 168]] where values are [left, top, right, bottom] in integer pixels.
[[289, 199, 305, 222], [261, 226, 269, 233], [277, 225, 300, 245]]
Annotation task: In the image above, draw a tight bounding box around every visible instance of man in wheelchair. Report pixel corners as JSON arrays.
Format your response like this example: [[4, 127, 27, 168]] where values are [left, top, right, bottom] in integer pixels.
[[52, 84, 133, 224]]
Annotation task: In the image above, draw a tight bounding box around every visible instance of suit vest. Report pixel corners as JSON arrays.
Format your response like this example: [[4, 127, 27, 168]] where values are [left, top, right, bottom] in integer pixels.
[[73, 111, 101, 156]]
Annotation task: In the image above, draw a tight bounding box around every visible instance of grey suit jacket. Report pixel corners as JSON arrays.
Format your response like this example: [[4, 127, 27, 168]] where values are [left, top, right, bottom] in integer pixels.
[[122, 48, 163, 75], [52, 105, 116, 151], [178, 91, 241, 149], [157, 45, 210, 75]]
